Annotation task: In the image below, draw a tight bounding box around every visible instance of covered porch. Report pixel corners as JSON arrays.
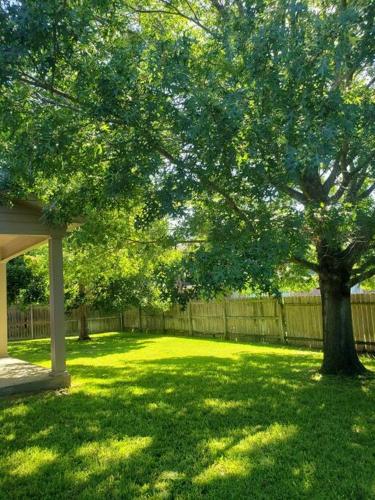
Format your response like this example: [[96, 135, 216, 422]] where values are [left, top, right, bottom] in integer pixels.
[[0, 357, 69, 396], [0, 200, 71, 396]]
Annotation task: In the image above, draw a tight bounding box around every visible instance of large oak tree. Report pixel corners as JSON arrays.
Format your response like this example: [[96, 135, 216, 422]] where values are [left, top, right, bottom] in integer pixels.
[[0, 0, 374, 374]]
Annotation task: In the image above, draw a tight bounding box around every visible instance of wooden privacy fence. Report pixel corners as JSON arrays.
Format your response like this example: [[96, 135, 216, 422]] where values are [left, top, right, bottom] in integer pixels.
[[8, 305, 122, 341], [7, 294, 375, 352], [123, 294, 375, 352]]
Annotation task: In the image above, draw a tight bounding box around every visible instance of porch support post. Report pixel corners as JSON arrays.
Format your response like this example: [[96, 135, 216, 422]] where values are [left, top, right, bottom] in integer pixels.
[[49, 235, 66, 374], [0, 263, 7, 357]]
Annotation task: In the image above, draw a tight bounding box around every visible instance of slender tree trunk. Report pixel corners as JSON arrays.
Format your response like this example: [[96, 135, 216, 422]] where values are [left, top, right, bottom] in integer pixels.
[[78, 284, 91, 341], [319, 272, 366, 375]]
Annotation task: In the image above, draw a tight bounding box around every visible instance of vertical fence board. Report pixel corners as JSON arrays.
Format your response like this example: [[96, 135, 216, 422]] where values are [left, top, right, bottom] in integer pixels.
[[283, 296, 323, 349], [7, 293, 375, 352]]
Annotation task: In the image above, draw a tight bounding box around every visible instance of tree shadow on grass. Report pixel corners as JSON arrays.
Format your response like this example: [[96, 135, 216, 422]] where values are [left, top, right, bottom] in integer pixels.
[[8, 332, 154, 365], [1, 337, 375, 499]]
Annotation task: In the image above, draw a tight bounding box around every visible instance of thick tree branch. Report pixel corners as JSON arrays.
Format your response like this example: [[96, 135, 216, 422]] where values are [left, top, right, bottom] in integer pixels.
[[328, 150, 372, 203], [323, 159, 341, 195], [154, 143, 179, 164], [358, 182, 375, 200], [130, 2, 215, 36], [350, 267, 375, 286], [279, 185, 307, 204], [122, 237, 206, 245], [290, 256, 320, 273], [299, 171, 327, 203], [200, 176, 254, 229], [152, 141, 254, 229], [18, 72, 78, 104], [31, 92, 82, 113], [329, 167, 369, 203], [350, 255, 375, 286], [183, 0, 200, 20], [160, 0, 215, 34], [329, 179, 349, 203], [323, 142, 349, 197], [342, 230, 375, 267], [346, 170, 369, 201]]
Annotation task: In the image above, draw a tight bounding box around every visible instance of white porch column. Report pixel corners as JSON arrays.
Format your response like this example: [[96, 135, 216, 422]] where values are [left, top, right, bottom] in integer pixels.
[[49, 236, 66, 374], [0, 263, 7, 357]]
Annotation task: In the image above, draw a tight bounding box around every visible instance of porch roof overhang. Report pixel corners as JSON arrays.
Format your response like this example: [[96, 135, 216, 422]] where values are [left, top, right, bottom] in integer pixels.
[[0, 198, 79, 394], [0, 199, 79, 262]]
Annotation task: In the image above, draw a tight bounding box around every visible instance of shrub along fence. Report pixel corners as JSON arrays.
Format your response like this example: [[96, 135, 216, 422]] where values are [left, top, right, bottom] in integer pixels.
[[7, 293, 375, 352]]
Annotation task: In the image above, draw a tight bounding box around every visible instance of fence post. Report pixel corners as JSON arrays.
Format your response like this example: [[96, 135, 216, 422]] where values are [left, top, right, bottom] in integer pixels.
[[223, 299, 229, 340], [188, 301, 193, 336], [119, 311, 124, 331], [30, 304, 34, 339], [138, 306, 142, 331], [162, 310, 166, 333], [277, 297, 287, 343]]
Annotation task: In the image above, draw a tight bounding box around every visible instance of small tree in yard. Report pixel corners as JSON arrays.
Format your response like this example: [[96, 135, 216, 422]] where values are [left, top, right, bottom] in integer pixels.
[[63, 208, 177, 341], [0, 0, 374, 374]]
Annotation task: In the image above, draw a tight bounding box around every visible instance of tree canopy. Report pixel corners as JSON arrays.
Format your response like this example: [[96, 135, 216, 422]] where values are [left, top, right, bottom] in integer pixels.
[[6, 206, 179, 311], [0, 0, 374, 373]]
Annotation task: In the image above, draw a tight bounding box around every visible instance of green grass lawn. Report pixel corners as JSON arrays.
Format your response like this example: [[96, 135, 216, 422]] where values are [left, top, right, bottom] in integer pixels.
[[1, 333, 375, 499]]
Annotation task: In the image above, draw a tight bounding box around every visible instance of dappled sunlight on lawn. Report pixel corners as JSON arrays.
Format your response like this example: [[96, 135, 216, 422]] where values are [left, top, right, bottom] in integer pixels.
[[194, 423, 297, 484], [2, 332, 375, 499], [69, 436, 153, 483], [202, 398, 247, 412], [4, 446, 58, 478]]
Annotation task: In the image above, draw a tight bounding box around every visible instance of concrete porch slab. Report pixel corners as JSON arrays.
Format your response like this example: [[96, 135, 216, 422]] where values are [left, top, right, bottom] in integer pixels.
[[0, 357, 70, 397]]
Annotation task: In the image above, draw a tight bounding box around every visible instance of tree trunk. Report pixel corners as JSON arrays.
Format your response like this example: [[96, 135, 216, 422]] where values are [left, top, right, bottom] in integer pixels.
[[319, 273, 366, 375], [78, 284, 91, 341], [78, 302, 91, 341]]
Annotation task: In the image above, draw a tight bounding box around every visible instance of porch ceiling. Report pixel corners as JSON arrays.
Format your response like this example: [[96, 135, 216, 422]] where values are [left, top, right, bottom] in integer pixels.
[[0, 199, 69, 263], [0, 234, 49, 263]]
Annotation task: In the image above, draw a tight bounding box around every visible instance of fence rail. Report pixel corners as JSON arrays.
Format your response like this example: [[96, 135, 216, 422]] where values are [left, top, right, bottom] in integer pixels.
[[123, 294, 375, 352], [7, 305, 122, 341], [7, 293, 375, 352]]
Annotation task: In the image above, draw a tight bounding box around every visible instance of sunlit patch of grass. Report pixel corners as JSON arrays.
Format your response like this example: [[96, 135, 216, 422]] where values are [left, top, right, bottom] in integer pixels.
[[205, 436, 233, 454], [71, 436, 153, 481], [202, 398, 248, 413], [1, 332, 374, 499], [154, 470, 186, 495], [196, 456, 250, 482], [195, 424, 297, 484], [127, 386, 155, 396], [4, 447, 58, 477], [0, 401, 30, 418]]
